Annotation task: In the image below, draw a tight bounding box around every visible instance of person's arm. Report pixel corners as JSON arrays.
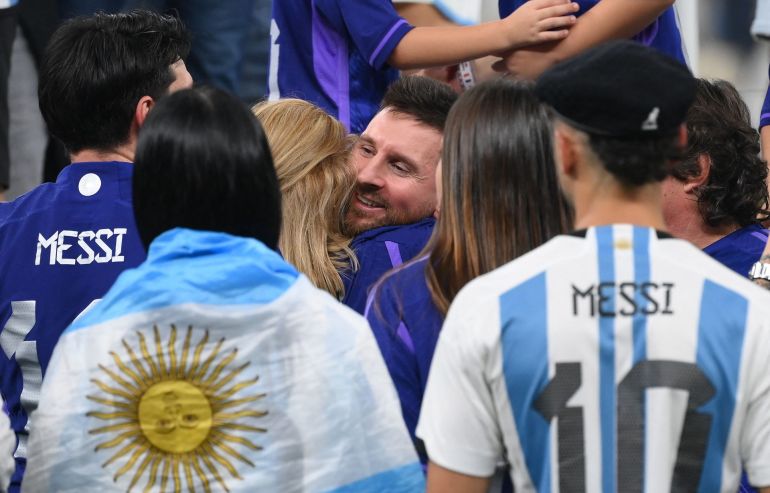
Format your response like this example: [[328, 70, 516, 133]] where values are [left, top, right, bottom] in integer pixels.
[[426, 461, 490, 493], [759, 77, 770, 161], [395, 2, 501, 91], [493, 0, 675, 79], [388, 0, 578, 70], [761, 127, 770, 162]]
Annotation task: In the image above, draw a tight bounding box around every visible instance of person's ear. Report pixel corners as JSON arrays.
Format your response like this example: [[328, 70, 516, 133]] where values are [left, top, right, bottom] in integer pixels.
[[135, 95, 155, 128], [554, 127, 577, 178], [683, 153, 711, 195]]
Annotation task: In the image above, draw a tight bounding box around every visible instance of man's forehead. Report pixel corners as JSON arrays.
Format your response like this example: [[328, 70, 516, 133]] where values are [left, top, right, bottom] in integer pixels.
[[362, 109, 442, 149]]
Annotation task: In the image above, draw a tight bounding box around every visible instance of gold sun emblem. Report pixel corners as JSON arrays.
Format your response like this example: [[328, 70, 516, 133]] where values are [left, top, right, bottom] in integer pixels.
[[87, 324, 267, 492]]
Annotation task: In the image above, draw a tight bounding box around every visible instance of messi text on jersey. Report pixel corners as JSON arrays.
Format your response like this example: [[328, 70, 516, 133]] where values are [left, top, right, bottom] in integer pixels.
[[35, 228, 128, 266], [572, 281, 675, 317]]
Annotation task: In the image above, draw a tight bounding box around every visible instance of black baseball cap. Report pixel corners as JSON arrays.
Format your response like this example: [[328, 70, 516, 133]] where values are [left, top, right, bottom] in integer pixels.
[[535, 40, 696, 138]]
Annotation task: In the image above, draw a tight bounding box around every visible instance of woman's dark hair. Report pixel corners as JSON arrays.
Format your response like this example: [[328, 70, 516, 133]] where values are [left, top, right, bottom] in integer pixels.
[[425, 79, 572, 314], [133, 86, 281, 250], [671, 78, 769, 227], [39, 10, 190, 153]]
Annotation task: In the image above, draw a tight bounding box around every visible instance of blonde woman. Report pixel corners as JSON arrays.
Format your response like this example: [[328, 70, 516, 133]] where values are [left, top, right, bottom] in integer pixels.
[[253, 98, 357, 299]]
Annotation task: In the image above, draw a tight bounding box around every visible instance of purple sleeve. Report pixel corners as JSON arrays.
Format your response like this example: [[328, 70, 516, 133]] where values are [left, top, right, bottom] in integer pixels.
[[316, 0, 414, 69]]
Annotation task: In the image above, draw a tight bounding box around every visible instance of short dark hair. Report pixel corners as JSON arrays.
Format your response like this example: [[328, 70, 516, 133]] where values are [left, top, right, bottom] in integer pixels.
[[670, 79, 769, 227], [39, 10, 191, 153], [586, 132, 683, 187], [379, 75, 457, 133], [133, 87, 281, 250]]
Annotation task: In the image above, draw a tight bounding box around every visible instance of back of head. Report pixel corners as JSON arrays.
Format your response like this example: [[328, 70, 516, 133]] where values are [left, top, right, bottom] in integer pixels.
[[39, 10, 191, 153], [133, 87, 281, 250], [253, 98, 355, 298], [427, 79, 572, 313], [536, 40, 696, 187], [672, 79, 769, 227], [380, 75, 458, 133]]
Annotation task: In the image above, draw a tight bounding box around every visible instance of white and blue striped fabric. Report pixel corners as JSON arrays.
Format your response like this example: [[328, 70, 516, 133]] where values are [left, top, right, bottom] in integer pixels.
[[419, 224, 770, 492], [0, 1, 17, 9], [24, 228, 424, 493]]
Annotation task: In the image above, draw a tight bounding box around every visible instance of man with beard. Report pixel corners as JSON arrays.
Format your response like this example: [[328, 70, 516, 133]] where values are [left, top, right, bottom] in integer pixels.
[[342, 76, 457, 314]]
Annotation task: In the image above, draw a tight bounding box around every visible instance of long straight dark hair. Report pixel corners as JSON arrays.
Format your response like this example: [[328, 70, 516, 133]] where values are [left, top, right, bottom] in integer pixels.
[[425, 79, 572, 314]]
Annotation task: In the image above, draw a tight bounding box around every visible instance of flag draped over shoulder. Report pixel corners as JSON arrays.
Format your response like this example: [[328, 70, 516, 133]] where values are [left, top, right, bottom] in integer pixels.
[[24, 228, 424, 493]]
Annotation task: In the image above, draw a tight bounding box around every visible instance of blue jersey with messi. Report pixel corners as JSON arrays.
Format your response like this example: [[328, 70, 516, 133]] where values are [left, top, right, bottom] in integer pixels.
[[269, 0, 413, 133], [0, 162, 145, 491], [499, 0, 686, 64]]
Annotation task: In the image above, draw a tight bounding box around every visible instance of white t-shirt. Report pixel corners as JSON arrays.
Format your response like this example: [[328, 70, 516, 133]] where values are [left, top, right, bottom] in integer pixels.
[[418, 225, 770, 492]]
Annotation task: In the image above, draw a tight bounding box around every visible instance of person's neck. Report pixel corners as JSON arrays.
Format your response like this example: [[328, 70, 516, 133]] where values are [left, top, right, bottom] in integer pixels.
[[665, 210, 739, 249], [70, 144, 134, 164], [572, 176, 667, 232]]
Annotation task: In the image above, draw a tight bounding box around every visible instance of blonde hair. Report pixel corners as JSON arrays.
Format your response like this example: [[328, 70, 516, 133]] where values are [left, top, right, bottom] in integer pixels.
[[253, 98, 357, 299]]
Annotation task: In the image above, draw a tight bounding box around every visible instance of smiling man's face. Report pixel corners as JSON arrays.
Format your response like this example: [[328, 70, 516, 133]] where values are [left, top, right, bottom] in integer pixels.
[[345, 108, 442, 235]]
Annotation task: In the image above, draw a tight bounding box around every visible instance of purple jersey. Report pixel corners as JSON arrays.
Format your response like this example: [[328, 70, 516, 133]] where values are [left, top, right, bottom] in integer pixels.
[[499, 0, 686, 64], [0, 162, 145, 491], [703, 224, 768, 278], [268, 0, 413, 133], [342, 217, 435, 314]]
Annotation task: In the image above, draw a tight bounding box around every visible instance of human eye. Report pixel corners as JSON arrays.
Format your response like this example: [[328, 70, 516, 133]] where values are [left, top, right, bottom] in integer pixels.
[[358, 143, 375, 157], [389, 161, 410, 175]]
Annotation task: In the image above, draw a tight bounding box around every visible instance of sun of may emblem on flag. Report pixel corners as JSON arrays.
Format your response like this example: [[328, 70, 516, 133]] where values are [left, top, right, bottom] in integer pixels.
[[86, 324, 267, 492]]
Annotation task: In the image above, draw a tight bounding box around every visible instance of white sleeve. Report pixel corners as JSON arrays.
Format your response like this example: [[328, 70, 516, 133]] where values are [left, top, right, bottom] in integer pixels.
[[741, 321, 770, 488], [416, 298, 502, 478], [0, 406, 13, 493]]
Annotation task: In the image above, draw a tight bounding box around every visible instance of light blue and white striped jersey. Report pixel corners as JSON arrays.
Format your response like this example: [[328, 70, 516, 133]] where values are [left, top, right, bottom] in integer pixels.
[[418, 225, 770, 492], [23, 228, 424, 493]]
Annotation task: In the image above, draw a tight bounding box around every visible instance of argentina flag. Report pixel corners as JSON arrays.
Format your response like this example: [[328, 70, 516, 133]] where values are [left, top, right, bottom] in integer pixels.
[[23, 228, 424, 493]]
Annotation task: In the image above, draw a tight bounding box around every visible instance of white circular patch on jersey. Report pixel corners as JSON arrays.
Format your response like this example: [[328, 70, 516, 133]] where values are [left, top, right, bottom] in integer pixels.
[[78, 173, 102, 197]]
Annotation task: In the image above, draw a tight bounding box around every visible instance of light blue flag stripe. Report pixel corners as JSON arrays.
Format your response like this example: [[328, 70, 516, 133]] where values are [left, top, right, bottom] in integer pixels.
[[66, 228, 299, 334], [323, 462, 425, 492]]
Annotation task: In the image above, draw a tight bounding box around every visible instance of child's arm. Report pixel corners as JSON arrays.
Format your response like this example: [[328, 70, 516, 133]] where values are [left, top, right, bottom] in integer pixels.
[[493, 0, 675, 79], [388, 0, 579, 70]]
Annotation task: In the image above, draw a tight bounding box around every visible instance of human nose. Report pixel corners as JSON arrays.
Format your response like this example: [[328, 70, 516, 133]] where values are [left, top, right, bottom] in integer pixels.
[[356, 155, 386, 189]]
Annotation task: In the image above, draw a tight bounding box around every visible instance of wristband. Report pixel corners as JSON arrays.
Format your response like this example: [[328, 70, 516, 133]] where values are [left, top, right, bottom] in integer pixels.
[[457, 61, 476, 92]]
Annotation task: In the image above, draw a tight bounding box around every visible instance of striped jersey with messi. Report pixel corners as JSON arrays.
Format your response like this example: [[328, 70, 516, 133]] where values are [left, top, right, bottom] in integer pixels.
[[418, 225, 770, 491]]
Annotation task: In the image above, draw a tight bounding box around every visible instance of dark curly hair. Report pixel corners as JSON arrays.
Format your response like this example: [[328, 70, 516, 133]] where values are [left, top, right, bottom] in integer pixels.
[[670, 79, 769, 227]]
